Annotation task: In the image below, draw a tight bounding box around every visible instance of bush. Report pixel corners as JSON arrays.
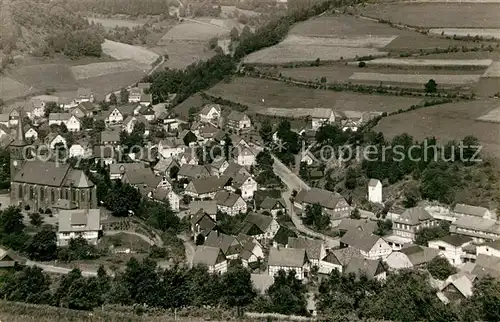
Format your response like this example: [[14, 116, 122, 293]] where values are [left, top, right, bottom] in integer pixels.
[[24, 205, 30, 211], [358, 61, 366, 68]]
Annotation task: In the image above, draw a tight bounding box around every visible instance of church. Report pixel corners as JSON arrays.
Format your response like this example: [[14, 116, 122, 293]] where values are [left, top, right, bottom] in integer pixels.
[[9, 117, 97, 210]]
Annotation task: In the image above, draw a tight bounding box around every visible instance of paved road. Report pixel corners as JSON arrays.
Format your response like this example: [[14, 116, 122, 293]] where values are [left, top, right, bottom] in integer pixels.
[[272, 155, 340, 248]]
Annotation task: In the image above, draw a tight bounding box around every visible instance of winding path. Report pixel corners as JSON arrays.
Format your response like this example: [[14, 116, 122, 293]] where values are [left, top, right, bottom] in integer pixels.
[[272, 155, 340, 248]]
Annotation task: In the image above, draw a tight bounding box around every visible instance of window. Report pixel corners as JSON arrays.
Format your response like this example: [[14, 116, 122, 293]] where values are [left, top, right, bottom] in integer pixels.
[[81, 190, 85, 202], [18, 185, 22, 199], [29, 186, 34, 200], [40, 188, 44, 201], [438, 246, 446, 251], [65, 189, 69, 200]]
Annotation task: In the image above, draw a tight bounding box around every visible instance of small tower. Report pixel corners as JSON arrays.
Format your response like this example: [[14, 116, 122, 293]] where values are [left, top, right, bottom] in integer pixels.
[[9, 111, 27, 180], [368, 179, 382, 204]]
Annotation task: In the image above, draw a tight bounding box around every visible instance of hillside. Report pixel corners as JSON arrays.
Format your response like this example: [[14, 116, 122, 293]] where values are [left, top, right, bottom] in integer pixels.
[[0, 0, 104, 58]]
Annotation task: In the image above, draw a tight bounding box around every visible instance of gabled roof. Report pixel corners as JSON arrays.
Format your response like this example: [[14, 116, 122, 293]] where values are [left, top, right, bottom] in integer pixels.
[[188, 176, 225, 194], [227, 110, 248, 122], [49, 113, 71, 121], [344, 257, 385, 279], [368, 179, 381, 188], [453, 203, 490, 218], [260, 197, 287, 210], [192, 246, 225, 266], [13, 161, 71, 186], [432, 235, 472, 247], [394, 207, 433, 225], [214, 190, 243, 208], [204, 231, 241, 255], [295, 188, 346, 210], [337, 218, 377, 234], [123, 168, 161, 188], [273, 226, 297, 246], [268, 247, 307, 268], [239, 213, 274, 235], [64, 169, 94, 188], [78, 101, 95, 112], [110, 163, 144, 175], [340, 229, 382, 253], [288, 237, 324, 260], [310, 108, 334, 119], [153, 157, 179, 173], [331, 247, 364, 267], [178, 164, 211, 179], [200, 104, 221, 116], [480, 239, 500, 251], [190, 200, 218, 216], [58, 209, 100, 232], [399, 245, 440, 266], [100, 130, 120, 143]]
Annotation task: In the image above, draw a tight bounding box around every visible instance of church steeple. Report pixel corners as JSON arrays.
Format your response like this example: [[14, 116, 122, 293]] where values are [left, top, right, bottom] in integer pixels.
[[11, 109, 26, 147]]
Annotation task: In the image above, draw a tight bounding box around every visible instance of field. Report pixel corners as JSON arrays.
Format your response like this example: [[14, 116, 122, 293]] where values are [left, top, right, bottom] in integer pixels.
[[87, 17, 144, 29], [71, 60, 143, 80], [8, 63, 79, 91], [374, 99, 500, 157], [0, 76, 36, 101], [205, 77, 423, 114], [348, 58, 493, 68], [151, 41, 215, 69], [78, 70, 147, 99], [349, 72, 481, 86], [160, 21, 229, 41], [102, 39, 159, 66], [361, 3, 500, 28], [220, 6, 260, 17], [429, 28, 500, 40]]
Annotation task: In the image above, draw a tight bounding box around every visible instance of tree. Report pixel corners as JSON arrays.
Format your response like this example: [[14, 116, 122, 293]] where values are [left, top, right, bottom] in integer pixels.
[[415, 221, 450, 246], [240, 25, 253, 41], [195, 234, 205, 245], [230, 27, 239, 42], [345, 167, 358, 190], [464, 276, 500, 322], [106, 182, 142, 216], [223, 133, 233, 161], [255, 150, 274, 172], [350, 207, 361, 219], [267, 270, 307, 316], [259, 119, 273, 147], [24, 229, 57, 261], [425, 79, 438, 93], [0, 266, 51, 304], [109, 93, 117, 106], [67, 276, 103, 310], [208, 37, 218, 49], [374, 219, 392, 236], [427, 256, 457, 280], [221, 265, 256, 315], [28, 212, 43, 227], [303, 204, 329, 231], [188, 107, 198, 124], [169, 165, 179, 179], [58, 237, 99, 262], [120, 88, 129, 104], [44, 101, 62, 117], [53, 268, 83, 307]]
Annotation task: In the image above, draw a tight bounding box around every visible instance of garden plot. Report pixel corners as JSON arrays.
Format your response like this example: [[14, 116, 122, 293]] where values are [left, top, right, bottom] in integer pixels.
[[71, 60, 143, 80], [429, 28, 500, 40], [361, 3, 500, 28], [102, 39, 159, 66], [349, 72, 481, 85], [349, 58, 493, 68], [160, 21, 229, 41], [282, 34, 397, 48]]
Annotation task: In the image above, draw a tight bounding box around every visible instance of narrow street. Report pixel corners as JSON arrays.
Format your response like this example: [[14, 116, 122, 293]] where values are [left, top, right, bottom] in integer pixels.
[[272, 155, 340, 248]]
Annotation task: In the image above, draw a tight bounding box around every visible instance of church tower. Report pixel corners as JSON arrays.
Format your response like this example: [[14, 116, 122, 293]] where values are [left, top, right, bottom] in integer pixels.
[[9, 113, 27, 180]]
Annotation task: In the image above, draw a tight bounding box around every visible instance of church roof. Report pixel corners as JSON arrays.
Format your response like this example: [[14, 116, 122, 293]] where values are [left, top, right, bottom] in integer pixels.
[[11, 110, 26, 147], [13, 161, 94, 188], [64, 169, 94, 188]]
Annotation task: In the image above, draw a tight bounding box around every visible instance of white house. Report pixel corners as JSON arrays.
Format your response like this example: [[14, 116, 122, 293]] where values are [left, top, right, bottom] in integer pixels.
[[199, 104, 221, 124], [129, 88, 142, 103], [48, 113, 71, 126], [214, 190, 247, 216], [104, 107, 124, 125], [45, 133, 67, 150], [158, 138, 186, 158], [311, 108, 335, 131], [66, 115, 81, 132], [24, 126, 38, 141], [184, 176, 225, 199], [393, 207, 437, 241], [294, 188, 351, 226], [75, 88, 95, 104], [57, 209, 101, 246], [226, 111, 251, 131], [368, 179, 382, 204], [268, 247, 309, 280], [385, 245, 440, 270], [69, 141, 92, 159], [453, 204, 493, 220], [288, 237, 326, 268], [231, 174, 258, 200], [192, 246, 228, 274], [235, 146, 257, 167], [25, 95, 59, 119], [428, 235, 473, 266], [340, 229, 392, 260], [239, 213, 280, 242], [476, 240, 500, 259]]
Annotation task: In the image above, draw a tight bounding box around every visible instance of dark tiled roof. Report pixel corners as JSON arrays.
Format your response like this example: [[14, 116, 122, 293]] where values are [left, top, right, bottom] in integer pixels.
[[295, 187, 346, 210], [340, 229, 381, 253], [434, 235, 472, 247], [288, 237, 324, 260]]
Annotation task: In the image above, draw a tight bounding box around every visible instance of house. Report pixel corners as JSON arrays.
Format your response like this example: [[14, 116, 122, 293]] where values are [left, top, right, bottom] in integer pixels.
[[75, 88, 94, 104], [69, 140, 92, 159], [231, 173, 257, 200], [137, 105, 155, 121], [178, 164, 211, 181], [238, 213, 280, 242], [367, 179, 382, 204], [65, 115, 81, 132], [223, 161, 251, 178], [153, 157, 180, 177], [453, 203, 493, 220], [237, 234, 265, 267], [340, 229, 392, 260], [93, 146, 117, 165], [204, 231, 242, 260], [226, 111, 251, 131], [197, 124, 219, 142], [185, 176, 226, 199], [234, 145, 257, 167], [24, 126, 38, 141], [259, 197, 287, 217], [214, 190, 247, 216], [192, 245, 228, 274], [104, 107, 124, 125], [179, 149, 199, 166], [385, 245, 440, 270], [151, 188, 180, 212], [129, 88, 142, 103], [48, 113, 71, 126], [57, 209, 101, 246], [158, 137, 186, 158], [319, 251, 343, 274], [190, 200, 218, 219], [109, 163, 145, 180], [0, 124, 9, 139], [393, 207, 438, 241], [210, 158, 229, 177], [294, 188, 351, 226], [100, 129, 121, 145], [344, 257, 387, 281], [74, 102, 95, 117], [0, 247, 26, 268], [268, 247, 309, 280], [123, 115, 150, 135], [299, 150, 317, 166], [45, 133, 67, 150], [288, 236, 326, 268], [476, 239, 500, 258], [199, 104, 221, 124], [0, 114, 9, 127], [191, 210, 217, 238], [310, 108, 335, 131], [25, 95, 58, 119], [122, 168, 162, 189], [336, 218, 377, 237], [450, 215, 500, 243], [428, 235, 473, 266], [139, 93, 152, 106], [437, 273, 475, 304], [9, 108, 21, 127]]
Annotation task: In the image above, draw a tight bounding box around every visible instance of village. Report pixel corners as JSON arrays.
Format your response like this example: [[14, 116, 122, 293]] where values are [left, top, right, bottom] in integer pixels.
[[0, 82, 495, 316]]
